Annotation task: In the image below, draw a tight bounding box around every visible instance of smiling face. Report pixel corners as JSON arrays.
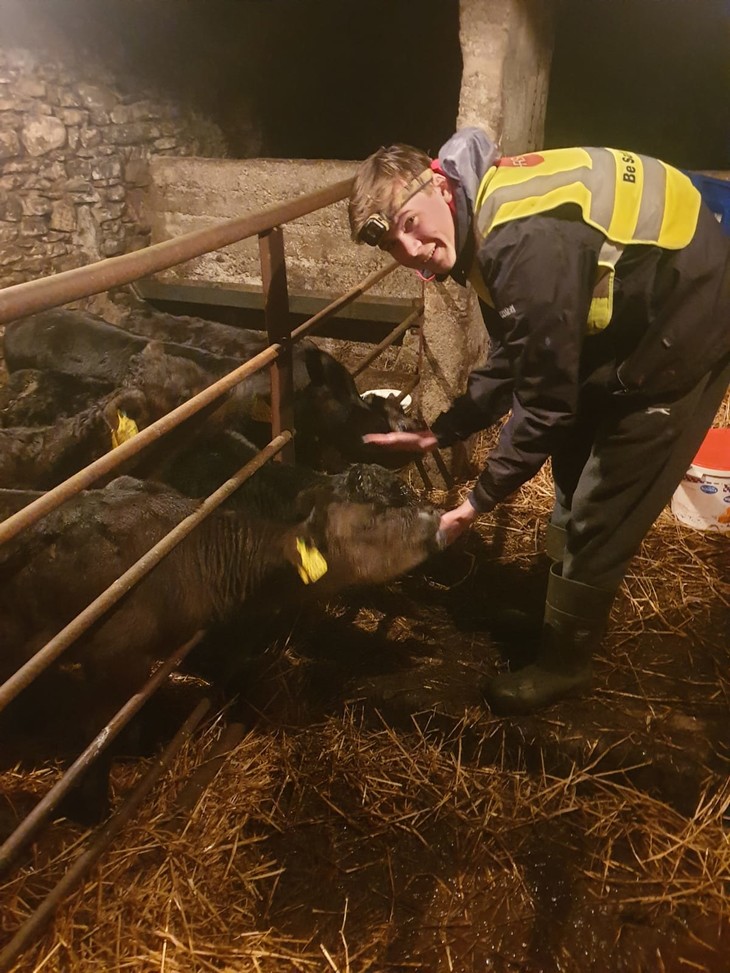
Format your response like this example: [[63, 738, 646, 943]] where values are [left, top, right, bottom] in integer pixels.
[[379, 173, 457, 276]]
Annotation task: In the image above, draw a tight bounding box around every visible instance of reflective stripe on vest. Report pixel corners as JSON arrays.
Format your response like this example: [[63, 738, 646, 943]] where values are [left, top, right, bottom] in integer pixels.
[[471, 148, 701, 331]]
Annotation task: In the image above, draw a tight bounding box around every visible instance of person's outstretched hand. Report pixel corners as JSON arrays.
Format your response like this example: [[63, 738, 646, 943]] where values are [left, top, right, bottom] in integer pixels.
[[438, 498, 478, 547], [362, 430, 438, 452]]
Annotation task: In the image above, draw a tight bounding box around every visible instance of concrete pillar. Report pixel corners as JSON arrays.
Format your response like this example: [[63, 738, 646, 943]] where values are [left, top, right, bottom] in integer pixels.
[[419, 0, 555, 483]]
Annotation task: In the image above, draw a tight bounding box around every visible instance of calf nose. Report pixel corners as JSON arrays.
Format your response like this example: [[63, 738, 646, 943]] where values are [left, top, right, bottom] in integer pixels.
[[415, 508, 443, 551]]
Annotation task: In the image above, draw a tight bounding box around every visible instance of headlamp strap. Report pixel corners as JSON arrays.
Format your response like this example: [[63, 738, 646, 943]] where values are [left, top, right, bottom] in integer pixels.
[[392, 167, 434, 212], [359, 167, 434, 246]]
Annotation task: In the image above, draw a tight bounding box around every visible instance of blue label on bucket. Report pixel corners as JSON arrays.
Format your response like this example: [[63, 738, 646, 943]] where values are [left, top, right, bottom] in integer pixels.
[[700, 484, 718, 494]]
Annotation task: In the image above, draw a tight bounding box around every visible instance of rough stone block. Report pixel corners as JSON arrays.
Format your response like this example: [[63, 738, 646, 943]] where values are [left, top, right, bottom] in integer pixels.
[[20, 115, 66, 156]]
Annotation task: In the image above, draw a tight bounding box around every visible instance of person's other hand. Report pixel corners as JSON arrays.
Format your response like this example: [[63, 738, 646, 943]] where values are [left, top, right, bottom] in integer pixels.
[[362, 430, 438, 452], [437, 498, 478, 547]]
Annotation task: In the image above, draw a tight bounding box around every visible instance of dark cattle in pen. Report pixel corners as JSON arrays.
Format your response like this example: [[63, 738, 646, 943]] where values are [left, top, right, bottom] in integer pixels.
[[0, 369, 112, 428], [0, 476, 441, 711], [4, 308, 421, 471], [0, 476, 440, 820], [3, 304, 265, 370], [121, 308, 427, 459], [0, 388, 150, 489], [0, 341, 218, 433], [0, 346, 226, 490], [154, 428, 417, 520], [124, 306, 270, 361], [3, 308, 233, 385]]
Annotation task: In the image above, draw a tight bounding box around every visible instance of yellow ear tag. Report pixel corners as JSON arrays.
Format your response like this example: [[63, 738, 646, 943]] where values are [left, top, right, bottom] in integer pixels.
[[249, 395, 272, 423], [111, 410, 139, 448], [295, 537, 328, 584]]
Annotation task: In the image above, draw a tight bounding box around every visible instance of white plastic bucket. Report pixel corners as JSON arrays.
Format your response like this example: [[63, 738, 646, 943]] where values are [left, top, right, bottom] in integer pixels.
[[670, 428, 730, 532], [362, 388, 413, 413]]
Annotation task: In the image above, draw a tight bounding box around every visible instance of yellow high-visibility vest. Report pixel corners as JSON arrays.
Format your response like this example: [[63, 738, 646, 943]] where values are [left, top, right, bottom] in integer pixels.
[[468, 147, 701, 331]]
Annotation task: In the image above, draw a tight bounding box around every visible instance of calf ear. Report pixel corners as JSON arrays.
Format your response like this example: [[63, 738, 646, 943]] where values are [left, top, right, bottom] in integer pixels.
[[298, 492, 330, 538], [141, 340, 165, 359], [303, 347, 358, 398], [293, 483, 335, 520], [281, 525, 329, 585], [102, 388, 149, 432]]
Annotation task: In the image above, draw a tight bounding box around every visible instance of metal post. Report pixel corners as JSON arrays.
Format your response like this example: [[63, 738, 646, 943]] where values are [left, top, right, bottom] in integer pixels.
[[259, 226, 295, 463]]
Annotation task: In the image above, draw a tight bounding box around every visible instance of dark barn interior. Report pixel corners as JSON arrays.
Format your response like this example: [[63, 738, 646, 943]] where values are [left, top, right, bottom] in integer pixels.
[[1, 2, 730, 971], [14, 0, 464, 162], [545, 0, 730, 170], [2, 0, 728, 168]]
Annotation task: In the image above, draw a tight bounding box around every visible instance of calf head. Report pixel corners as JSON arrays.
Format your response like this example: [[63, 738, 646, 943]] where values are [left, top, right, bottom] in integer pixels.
[[295, 347, 426, 471], [362, 391, 424, 434], [294, 464, 415, 518], [283, 498, 443, 594], [124, 342, 211, 419]]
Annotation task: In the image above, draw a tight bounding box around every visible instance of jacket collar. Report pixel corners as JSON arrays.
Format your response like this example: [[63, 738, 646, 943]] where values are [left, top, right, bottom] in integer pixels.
[[435, 128, 501, 285]]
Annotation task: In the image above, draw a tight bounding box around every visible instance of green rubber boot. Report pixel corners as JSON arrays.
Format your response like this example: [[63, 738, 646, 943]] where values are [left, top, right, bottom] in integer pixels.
[[489, 522, 568, 644], [544, 522, 567, 564], [484, 564, 615, 716]]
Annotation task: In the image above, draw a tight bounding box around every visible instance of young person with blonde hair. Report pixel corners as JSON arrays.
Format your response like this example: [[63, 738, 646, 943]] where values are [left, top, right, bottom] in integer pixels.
[[350, 128, 730, 715]]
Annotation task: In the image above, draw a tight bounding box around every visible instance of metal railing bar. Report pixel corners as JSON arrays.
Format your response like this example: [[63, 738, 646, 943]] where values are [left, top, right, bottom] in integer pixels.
[[352, 306, 423, 377], [0, 630, 206, 876], [0, 178, 354, 326], [164, 720, 246, 821], [0, 262, 410, 549], [0, 697, 213, 973], [0, 343, 283, 547], [394, 372, 420, 404], [0, 432, 292, 715], [289, 261, 401, 342]]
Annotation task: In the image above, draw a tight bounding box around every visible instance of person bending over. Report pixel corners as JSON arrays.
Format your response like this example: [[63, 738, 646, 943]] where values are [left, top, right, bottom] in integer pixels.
[[349, 128, 730, 715]]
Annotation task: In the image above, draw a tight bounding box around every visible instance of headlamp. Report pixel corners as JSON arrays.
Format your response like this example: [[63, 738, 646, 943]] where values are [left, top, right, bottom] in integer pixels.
[[359, 212, 391, 247], [358, 168, 434, 247]]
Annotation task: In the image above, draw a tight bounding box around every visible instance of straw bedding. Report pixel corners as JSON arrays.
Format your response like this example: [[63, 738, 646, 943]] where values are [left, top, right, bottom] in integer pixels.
[[1, 395, 728, 972]]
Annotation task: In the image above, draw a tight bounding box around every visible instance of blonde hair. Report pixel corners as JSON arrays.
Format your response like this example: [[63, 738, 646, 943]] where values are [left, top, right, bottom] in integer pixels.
[[348, 143, 433, 242]]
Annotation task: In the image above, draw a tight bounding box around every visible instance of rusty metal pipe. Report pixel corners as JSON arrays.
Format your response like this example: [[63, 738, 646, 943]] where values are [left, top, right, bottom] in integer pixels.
[[165, 720, 246, 820], [352, 306, 423, 377], [0, 432, 291, 715], [395, 372, 420, 403], [0, 178, 354, 325], [289, 261, 400, 341], [0, 697, 212, 973], [260, 226, 295, 463], [0, 630, 206, 877]]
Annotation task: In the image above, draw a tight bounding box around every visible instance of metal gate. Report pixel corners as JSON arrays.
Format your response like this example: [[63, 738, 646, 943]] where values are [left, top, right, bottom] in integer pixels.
[[0, 175, 423, 968]]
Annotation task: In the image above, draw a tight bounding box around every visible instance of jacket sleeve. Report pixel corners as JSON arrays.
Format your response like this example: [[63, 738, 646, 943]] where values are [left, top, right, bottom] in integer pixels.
[[467, 215, 604, 512], [430, 299, 514, 447]]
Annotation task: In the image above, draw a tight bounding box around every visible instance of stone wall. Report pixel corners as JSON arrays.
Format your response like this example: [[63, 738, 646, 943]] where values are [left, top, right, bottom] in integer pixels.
[[0, 7, 226, 319]]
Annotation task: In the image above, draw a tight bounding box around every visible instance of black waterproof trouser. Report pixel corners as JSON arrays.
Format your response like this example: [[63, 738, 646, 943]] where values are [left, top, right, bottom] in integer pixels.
[[550, 353, 730, 592]]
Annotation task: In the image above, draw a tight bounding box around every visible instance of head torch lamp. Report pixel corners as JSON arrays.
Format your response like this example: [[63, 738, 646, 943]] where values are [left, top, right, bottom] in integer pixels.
[[358, 168, 434, 247]]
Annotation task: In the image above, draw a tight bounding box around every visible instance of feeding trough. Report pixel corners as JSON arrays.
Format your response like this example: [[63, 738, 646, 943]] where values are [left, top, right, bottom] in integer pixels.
[[362, 387, 413, 413]]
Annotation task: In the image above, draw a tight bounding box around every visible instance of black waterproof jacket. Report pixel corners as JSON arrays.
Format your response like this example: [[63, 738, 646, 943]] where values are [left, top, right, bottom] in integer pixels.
[[430, 129, 730, 512]]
